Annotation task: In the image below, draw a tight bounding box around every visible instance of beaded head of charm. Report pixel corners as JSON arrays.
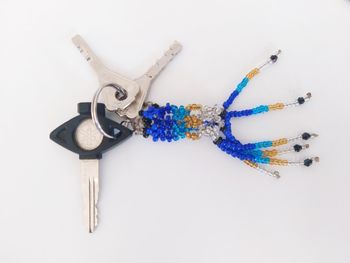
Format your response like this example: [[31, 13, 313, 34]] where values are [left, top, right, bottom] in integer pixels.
[[135, 50, 319, 178]]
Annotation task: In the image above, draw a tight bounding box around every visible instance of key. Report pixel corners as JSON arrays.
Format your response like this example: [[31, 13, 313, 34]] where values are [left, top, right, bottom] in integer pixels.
[[72, 35, 182, 119], [117, 41, 182, 118], [75, 118, 102, 232], [50, 103, 133, 232], [72, 35, 140, 111]]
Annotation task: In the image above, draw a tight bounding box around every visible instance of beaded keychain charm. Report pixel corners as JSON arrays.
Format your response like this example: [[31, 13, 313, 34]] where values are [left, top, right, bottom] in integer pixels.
[[50, 36, 319, 232], [133, 51, 319, 178]]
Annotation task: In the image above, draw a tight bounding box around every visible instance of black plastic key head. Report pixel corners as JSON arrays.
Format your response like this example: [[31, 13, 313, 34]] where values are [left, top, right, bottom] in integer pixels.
[[50, 102, 133, 159]]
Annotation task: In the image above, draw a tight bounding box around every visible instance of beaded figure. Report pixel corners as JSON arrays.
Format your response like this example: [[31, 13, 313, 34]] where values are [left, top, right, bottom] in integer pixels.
[[134, 51, 319, 178]]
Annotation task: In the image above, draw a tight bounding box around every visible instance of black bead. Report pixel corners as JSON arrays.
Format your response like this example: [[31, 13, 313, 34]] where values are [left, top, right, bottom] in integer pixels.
[[297, 97, 305, 104], [304, 158, 313, 167], [220, 126, 226, 132], [219, 110, 227, 119], [293, 144, 303, 152], [213, 137, 223, 145], [142, 117, 151, 124], [153, 103, 159, 108], [302, 132, 311, 140], [142, 118, 152, 128], [138, 110, 144, 116], [270, 55, 278, 63], [142, 131, 149, 138]]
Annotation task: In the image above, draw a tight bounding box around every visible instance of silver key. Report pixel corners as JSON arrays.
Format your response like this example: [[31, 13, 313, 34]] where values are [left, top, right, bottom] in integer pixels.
[[117, 41, 182, 118], [75, 118, 103, 233], [72, 35, 140, 111], [72, 35, 182, 119], [80, 159, 99, 233]]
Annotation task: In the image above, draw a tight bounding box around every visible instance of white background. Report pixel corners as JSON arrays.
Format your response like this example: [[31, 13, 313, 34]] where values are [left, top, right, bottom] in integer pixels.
[[1, 0, 350, 262]]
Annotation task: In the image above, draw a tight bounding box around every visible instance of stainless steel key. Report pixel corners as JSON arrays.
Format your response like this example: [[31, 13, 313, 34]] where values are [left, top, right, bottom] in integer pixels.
[[75, 119, 102, 233], [50, 103, 133, 233], [73, 35, 182, 120], [117, 41, 182, 118], [80, 159, 99, 232], [72, 35, 140, 111]]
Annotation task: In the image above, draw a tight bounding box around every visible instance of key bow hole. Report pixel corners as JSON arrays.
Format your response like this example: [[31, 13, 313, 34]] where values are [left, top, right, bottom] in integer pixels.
[[107, 84, 128, 101]]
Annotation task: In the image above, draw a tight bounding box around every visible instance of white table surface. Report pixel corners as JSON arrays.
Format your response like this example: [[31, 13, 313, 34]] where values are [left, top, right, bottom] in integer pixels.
[[1, 0, 350, 262]]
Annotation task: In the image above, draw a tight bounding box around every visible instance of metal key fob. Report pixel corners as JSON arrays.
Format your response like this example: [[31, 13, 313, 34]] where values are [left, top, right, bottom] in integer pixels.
[[50, 102, 133, 232]]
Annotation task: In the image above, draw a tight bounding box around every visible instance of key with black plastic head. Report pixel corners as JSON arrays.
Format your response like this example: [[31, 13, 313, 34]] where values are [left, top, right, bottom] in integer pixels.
[[50, 102, 133, 233]]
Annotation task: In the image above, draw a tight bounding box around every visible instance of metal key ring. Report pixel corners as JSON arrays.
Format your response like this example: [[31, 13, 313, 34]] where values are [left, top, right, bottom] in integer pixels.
[[91, 85, 127, 139]]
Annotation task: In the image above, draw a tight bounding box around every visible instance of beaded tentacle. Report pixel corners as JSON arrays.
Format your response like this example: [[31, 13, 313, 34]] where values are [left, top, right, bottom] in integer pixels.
[[214, 51, 319, 177], [222, 67, 260, 110], [135, 50, 319, 178], [229, 92, 312, 118]]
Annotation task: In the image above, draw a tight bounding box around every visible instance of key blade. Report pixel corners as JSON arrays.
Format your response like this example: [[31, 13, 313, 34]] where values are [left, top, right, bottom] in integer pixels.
[[72, 35, 140, 112], [145, 41, 182, 80], [72, 34, 105, 75], [80, 159, 99, 233], [118, 41, 182, 118]]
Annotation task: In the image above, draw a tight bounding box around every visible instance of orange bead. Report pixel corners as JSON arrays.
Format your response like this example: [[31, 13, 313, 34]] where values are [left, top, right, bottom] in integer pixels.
[[268, 103, 284, 111], [244, 160, 258, 168], [246, 68, 259, 80], [263, 149, 278, 157], [270, 158, 288, 166], [191, 133, 199, 140], [272, 138, 288, 147]]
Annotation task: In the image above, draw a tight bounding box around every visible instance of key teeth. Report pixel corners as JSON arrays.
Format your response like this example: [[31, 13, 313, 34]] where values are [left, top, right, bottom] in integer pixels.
[[72, 35, 88, 59], [72, 34, 81, 45], [94, 207, 98, 231], [170, 41, 182, 54]]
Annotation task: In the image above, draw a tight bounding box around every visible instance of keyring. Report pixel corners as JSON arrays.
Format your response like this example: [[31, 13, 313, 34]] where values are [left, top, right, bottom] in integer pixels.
[[91, 85, 128, 139]]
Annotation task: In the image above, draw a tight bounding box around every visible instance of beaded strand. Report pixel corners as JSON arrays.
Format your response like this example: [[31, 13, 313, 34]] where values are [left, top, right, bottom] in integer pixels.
[[134, 51, 319, 178]]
